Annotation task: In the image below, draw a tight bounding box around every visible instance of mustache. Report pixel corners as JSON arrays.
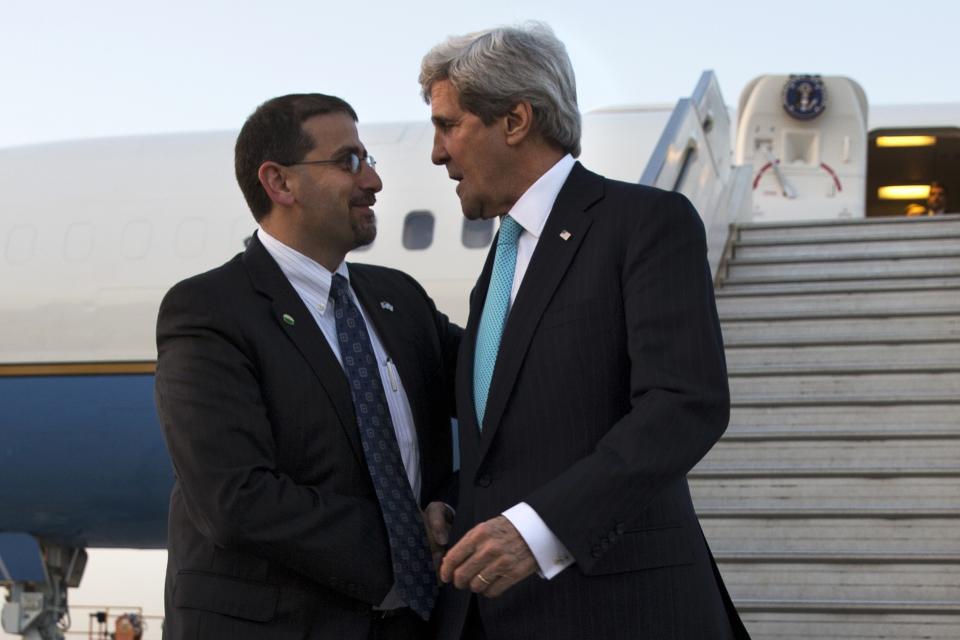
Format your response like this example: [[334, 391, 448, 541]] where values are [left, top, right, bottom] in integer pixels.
[[350, 193, 377, 207]]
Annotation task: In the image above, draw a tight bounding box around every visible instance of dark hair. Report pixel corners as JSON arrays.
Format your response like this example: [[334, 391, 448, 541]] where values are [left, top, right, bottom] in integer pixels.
[[235, 94, 358, 221]]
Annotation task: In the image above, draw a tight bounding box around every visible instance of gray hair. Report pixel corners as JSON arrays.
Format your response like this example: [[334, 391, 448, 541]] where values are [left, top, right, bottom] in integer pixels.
[[419, 22, 581, 157]]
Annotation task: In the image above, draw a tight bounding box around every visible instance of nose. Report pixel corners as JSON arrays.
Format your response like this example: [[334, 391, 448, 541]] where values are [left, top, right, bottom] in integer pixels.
[[431, 129, 449, 166], [358, 161, 382, 193]]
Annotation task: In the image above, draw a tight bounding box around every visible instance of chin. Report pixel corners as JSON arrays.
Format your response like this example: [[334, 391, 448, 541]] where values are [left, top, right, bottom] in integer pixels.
[[353, 225, 377, 248], [459, 199, 485, 221]]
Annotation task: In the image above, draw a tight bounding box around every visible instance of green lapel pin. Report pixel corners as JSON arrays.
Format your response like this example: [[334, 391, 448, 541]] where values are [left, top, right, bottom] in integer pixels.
[[282, 313, 295, 326]]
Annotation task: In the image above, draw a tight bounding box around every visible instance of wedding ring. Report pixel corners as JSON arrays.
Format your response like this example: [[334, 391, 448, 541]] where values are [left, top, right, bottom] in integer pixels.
[[476, 572, 492, 586]]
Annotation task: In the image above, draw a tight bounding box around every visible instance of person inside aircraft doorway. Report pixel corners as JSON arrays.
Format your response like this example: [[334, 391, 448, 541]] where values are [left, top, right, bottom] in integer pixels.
[[906, 181, 948, 216]]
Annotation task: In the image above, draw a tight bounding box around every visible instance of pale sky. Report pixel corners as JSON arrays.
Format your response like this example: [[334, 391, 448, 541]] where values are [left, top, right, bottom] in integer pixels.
[[2, 2, 958, 636], [2, 0, 958, 149]]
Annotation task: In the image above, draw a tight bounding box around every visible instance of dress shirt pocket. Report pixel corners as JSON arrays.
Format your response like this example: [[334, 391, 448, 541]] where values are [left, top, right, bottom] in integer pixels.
[[174, 570, 279, 622], [583, 524, 693, 576]]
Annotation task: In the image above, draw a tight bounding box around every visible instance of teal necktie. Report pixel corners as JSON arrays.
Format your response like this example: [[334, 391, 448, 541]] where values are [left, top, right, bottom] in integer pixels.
[[473, 215, 523, 428]]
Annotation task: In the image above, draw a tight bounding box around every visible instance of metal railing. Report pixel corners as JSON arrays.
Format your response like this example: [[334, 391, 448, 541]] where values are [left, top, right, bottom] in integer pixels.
[[640, 71, 752, 278]]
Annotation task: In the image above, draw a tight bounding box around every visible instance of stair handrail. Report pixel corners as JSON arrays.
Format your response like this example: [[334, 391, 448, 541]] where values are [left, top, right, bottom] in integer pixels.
[[640, 70, 752, 278]]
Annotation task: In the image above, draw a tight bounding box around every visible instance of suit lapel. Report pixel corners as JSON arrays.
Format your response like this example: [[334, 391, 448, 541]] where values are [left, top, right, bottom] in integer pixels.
[[476, 164, 605, 463], [242, 233, 364, 464]]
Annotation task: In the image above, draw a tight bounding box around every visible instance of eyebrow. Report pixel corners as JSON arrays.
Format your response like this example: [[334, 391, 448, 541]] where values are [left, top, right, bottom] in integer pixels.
[[431, 116, 456, 126], [327, 144, 365, 158]]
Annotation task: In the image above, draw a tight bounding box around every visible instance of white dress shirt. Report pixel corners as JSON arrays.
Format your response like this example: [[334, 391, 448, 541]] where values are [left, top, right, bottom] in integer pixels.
[[258, 228, 420, 608], [498, 153, 577, 579]]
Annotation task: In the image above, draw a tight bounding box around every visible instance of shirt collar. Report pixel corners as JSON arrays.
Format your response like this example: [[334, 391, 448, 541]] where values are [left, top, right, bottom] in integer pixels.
[[257, 227, 349, 314], [507, 154, 576, 238]]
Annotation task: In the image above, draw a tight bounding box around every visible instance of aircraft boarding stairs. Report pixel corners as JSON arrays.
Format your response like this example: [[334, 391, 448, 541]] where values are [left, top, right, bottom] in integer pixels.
[[694, 214, 960, 638]]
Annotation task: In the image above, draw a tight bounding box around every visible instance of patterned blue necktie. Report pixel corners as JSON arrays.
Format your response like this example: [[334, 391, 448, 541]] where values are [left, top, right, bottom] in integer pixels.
[[330, 274, 436, 620], [473, 215, 523, 428]]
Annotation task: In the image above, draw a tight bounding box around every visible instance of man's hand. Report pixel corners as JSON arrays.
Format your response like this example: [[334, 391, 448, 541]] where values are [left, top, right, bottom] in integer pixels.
[[439, 515, 537, 598], [423, 501, 454, 573]]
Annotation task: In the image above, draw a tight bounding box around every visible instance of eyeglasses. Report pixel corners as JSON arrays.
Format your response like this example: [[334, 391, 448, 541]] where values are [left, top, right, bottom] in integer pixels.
[[284, 152, 377, 175]]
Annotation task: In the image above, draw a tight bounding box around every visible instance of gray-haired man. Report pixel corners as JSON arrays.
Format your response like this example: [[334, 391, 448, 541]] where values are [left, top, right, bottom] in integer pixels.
[[420, 24, 750, 640]]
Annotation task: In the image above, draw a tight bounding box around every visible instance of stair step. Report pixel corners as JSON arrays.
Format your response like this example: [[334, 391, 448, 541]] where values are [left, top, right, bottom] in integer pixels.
[[715, 551, 960, 563], [729, 372, 960, 405], [692, 468, 958, 479], [737, 600, 960, 614], [717, 276, 960, 296], [737, 214, 960, 243], [697, 439, 960, 473], [739, 611, 960, 640], [739, 219, 960, 243], [719, 561, 960, 605], [690, 477, 960, 511], [721, 315, 960, 346], [717, 290, 960, 320], [725, 343, 960, 375], [724, 427, 960, 441], [734, 238, 960, 262], [725, 255, 960, 280], [702, 517, 960, 556], [725, 404, 960, 441], [696, 507, 960, 519]]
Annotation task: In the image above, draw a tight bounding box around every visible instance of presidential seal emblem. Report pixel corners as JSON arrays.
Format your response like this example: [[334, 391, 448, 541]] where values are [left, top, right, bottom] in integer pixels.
[[782, 75, 826, 120]]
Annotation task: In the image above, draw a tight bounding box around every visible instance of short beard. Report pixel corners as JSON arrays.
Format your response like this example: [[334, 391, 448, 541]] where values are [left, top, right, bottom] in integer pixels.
[[351, 213, 377, 248]]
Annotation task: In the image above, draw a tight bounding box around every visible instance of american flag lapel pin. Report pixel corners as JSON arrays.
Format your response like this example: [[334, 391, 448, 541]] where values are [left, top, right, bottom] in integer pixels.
[[559, 230, 572, 241]]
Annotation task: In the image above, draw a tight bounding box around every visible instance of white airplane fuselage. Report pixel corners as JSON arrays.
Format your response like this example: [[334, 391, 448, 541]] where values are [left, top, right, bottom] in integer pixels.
[[1, 75, 957, 550]]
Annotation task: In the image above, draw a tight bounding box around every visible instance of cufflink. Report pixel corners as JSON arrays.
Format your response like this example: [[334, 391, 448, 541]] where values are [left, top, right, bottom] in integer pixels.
[[554, 553, 570, 564]]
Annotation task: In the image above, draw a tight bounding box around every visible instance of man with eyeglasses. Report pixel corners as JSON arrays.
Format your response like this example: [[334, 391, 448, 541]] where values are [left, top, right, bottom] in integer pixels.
[[155, 93, 461, 639]]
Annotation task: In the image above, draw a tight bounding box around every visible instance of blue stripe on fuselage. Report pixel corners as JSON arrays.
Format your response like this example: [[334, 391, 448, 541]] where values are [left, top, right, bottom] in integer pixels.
[[0, 374, 172, 548]]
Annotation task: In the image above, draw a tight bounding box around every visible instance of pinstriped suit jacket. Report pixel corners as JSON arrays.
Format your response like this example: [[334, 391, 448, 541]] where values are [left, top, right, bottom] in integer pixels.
[[156, 234, 460, 639], [434, 164, 750, 640]]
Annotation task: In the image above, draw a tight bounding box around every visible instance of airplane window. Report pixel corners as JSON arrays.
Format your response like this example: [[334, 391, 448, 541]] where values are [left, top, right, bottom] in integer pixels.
[[64, 222, 95, 262], [176, 218, 207, 258], [5, 225, 36, 265], [462, 218, 494, 248], [122, 220, 152, 260], [403, 210, 435, 250]]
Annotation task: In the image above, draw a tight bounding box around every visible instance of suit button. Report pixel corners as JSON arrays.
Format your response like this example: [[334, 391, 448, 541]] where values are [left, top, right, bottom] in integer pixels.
[[591, 545, 602, 557], [616, 523, 626, 534], [476, 474, 492, 487]]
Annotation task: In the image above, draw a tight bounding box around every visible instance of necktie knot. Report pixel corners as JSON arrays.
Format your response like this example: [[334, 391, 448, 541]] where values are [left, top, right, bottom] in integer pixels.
[[330, 273, 350, 306], [498, 215, 523, 246]]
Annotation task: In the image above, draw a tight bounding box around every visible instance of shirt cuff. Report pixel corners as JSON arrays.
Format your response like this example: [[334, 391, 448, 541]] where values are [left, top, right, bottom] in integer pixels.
[[502, 502, 574, 579]]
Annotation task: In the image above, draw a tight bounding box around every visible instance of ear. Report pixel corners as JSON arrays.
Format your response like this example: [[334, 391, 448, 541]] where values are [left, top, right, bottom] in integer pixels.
[[258, 161, 296, 207], [503, 101, 534, 147]]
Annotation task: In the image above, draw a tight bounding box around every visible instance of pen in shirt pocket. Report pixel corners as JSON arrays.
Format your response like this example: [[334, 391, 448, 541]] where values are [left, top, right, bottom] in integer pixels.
[[385, 358, 399, 392]]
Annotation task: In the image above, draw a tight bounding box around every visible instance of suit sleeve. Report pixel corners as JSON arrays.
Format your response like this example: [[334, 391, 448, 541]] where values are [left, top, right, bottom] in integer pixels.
[[524, 190, 729, 573], [154, 281, 393, 603]]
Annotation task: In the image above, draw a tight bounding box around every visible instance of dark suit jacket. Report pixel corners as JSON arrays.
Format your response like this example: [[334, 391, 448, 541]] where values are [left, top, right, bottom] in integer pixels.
[[435, 164, 750, 640], [155, 233, 460, 639]]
